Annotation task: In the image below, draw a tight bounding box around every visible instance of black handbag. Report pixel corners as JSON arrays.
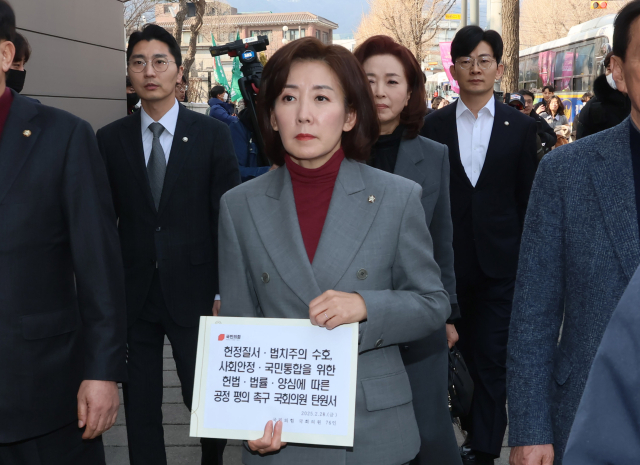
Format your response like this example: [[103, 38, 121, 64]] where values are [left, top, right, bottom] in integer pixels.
[[448, 346, 474, 418]]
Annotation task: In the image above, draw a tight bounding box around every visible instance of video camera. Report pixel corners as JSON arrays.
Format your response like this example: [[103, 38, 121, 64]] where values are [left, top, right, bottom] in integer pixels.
[[210, 35, 270, 167]]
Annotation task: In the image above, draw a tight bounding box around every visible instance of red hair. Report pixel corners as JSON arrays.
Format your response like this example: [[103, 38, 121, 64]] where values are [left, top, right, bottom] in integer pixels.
[[354, 35, 427, 139]]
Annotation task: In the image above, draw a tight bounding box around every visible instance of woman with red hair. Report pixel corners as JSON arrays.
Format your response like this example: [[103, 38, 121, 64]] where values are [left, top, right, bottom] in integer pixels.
[[355, 35, 462, 465]]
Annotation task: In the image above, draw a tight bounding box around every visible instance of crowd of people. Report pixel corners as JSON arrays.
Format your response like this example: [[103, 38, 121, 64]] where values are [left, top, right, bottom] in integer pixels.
[[3, 0, 640, 464]]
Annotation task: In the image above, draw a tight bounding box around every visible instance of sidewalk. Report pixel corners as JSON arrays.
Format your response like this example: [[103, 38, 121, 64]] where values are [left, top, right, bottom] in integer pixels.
[[102, 337, 510, 464]]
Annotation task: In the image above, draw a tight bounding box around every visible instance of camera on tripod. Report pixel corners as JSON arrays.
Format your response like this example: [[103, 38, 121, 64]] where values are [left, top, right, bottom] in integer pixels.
[[210, 35, 270, 166]]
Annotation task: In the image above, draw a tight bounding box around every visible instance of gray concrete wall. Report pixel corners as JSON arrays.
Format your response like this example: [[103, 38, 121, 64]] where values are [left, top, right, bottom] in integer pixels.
[[12, 0, 126, 130]]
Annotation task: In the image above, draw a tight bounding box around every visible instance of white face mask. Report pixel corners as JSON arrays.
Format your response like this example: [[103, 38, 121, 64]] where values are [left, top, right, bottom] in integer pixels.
[[606, 74, 618, 90], [222, 93, 229, 101]]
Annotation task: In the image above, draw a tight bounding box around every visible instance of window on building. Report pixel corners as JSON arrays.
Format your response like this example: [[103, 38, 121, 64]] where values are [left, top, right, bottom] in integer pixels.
[[197, 34, 204, 44], [301, 29, 306, 37], [164, 5, 170, 13], [251, 30, 272, 41], [322, 32, 329, 44], [316, 30, 320, 39]]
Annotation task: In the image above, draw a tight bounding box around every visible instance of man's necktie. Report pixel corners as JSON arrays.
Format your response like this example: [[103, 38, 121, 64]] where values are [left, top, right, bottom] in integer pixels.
[[147, 122, 166, 211]]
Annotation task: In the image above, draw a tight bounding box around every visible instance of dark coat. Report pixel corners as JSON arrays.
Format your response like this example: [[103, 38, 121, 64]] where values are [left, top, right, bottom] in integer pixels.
[[0, 91, 127, 443], [507, 119, 640, 463], [421, 100, 538, 279], [530, 110, 557, 151], [229, 117, 269, 182], [563, 264, 640, 464], [97, 104, 241, 327], [576, 74, 631, 139], [208, 98, 238, 125]]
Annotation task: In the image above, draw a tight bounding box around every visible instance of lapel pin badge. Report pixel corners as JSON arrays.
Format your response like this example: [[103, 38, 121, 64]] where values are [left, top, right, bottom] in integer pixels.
[[23, 130, 32, 137], [368, 195, 376, 203], [504, 121, 510, 126], [182, 137, 188, 142]]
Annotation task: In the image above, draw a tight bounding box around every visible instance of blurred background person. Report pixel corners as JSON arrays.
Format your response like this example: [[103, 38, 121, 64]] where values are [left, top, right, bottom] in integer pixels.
[[432, 95, 445, 109], [207, 85, 237, 125], [576, 51, 631, 139], [126, 76, 139, 115], [229, 107, 274, 182], [581, 91, 594, 103], [439, 97, 451, 109], [534, 85, 555, 114], [6, 30, 28, 93], [540, 96, 571, 147], [175, 74, 187, 103], [515, 90, 556, 158], [356, 34, 462, 465]]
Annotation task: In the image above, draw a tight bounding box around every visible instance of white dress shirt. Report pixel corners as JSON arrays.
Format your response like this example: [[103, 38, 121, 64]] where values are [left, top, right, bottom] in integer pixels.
[[456, 96, 495, 187], [140, 99, 180, 166]]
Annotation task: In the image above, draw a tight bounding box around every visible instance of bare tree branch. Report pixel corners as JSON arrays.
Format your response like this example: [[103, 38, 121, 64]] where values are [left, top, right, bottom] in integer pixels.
[[123, 0, 160, 37]]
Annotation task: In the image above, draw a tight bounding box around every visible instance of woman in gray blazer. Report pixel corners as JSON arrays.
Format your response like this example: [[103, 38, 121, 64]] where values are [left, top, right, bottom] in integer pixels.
[[219, 38, 450, 465], [356, 36, 462, 465]]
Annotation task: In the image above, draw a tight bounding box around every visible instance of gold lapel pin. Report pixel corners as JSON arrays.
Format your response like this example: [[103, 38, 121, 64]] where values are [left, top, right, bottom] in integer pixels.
[[23, 130, 32, 137], [504, 121, 510, 126], [182, 137, 188, 142], [368, 195, 376, 203]]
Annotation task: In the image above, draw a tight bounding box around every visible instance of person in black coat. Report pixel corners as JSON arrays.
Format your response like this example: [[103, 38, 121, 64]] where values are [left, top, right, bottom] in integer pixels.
[[518, 89, 556, 155], [576, 52, 631, 139], [421, 26, 537, 465], [97, 25, 240, 465], [0, 2, 127, 463]]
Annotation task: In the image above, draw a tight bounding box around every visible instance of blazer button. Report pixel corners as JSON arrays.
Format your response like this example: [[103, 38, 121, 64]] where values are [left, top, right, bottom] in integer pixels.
[[375, 339, 383, 348], [261, 273, 270, 283], [356, 268, 368, 280], [156, 227, 161, 232]]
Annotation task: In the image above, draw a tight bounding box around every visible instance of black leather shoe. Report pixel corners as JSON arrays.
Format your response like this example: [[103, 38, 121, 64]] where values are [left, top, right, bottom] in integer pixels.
[[460, 449, 495, 465]]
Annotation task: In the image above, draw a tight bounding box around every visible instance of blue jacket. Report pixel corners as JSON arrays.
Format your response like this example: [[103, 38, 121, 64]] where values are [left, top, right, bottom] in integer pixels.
[[563, 263, 640, 464], [229, 120, 269, 182], [207, 98, 238, 125], [507, 119, 640, 463]]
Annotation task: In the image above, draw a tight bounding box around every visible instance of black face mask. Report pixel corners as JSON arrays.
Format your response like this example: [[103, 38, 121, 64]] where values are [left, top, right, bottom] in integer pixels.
[[127, 92, 140, 107], [6, 69, 26, 93]]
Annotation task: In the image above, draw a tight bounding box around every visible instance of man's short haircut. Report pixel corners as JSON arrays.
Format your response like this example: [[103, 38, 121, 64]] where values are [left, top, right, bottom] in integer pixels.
[[126, 76, 132, 87], [13, 32, 30, 63], [354, 35, 427, 139], [542, 85, 555, 93], [127, 24, 182, 67], [519, 89, 534, 100], [613, 0, 640, 62], [0, 0, 15, 43], [581, 91, 594, 102], [257, 37, 380, 166], [451, 26, 503, 64], [210, 85, 226, 99], [603, 51, 613, 68]]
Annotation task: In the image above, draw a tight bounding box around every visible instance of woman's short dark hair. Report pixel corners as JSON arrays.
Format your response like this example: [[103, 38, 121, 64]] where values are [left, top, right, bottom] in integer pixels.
[[604, 51, 613, 68], [13, 32, 31, 64], [431, 96, 444, 108], [542, 85, 555, 93], [353, 35, 427, 139], [519, 89, 534, 100], [257, 37, 379, 166], [451, 26, 503, 64], [581, 91, 594, 102], [0, 0, 15, 43], [548, 95, 565, 115], [613, 0, 640, 62], [127, 24, 182, 67], [210, 85, 226, 99]]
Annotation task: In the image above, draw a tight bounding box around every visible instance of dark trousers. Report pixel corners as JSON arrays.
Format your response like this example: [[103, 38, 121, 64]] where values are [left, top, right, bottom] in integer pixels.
[[123, 270, 226, 465], [0, 421, 104, 465], [455, 255, 514, 458]]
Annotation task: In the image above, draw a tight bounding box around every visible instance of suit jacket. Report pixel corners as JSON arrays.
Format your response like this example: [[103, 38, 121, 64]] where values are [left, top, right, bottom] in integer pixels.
[[507, 119, 640, 463], [0, 92, 127, 443], [97, 104, 240, 327], [421, 101, 538, 279], [219, 158, 451, 465], [563, 264, 640, 464]]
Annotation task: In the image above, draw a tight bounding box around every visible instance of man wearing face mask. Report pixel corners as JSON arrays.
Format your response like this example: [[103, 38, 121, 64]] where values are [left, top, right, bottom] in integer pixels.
[[576, 51, 631, 139], [6, 31, 29, 94], [207, 85, 238, 125]]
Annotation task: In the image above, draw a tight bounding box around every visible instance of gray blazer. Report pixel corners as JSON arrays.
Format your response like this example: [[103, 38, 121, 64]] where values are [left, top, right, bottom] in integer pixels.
[[507, 119, 640, 463], [395, 136, 462, 465], [219, 157, 451, 465]]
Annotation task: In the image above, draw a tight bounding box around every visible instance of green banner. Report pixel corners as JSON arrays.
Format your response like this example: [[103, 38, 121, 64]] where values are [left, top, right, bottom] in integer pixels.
[[229, 31, 243, 102], [211, 33, 230, 90]]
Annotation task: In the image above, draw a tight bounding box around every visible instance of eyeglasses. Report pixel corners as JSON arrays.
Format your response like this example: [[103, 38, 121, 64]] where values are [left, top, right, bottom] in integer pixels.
[[456, 57, 496, 70], [128, 58, 176, 73], [176, 84, 188, 91]]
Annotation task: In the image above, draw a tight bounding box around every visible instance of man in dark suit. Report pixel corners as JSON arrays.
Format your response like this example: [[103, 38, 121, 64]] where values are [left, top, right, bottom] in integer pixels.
[[97, 25, 240, 465], [421, 26, 537, 465], [0, 2, 127, 463]]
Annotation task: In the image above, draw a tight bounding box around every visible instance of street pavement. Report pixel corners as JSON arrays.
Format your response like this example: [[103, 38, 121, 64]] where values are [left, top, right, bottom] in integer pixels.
[[103, 337, 511, 464]]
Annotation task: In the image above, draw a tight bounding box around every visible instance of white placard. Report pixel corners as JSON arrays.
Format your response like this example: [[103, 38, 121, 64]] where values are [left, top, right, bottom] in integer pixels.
[[190, 316, 359, 447]]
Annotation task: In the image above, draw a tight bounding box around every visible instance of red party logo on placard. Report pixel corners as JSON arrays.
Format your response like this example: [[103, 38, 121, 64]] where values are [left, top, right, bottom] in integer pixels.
[[218, 334, 225, 341]]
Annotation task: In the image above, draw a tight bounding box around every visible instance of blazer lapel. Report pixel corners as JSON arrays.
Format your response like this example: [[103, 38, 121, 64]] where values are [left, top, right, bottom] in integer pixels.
[[394, 136, 426, 186], [158, 105, 195, 217], [589, 120, 640, 281], [248, 167, 322, 306], [475, 101, 507, 189], [312, 159, 385, 292], [120, 111, 156, 213], [0, 92, 41, 205]]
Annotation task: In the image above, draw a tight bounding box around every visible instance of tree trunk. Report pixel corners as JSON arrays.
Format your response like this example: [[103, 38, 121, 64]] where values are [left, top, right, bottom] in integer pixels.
[[501, 0, 519, 93], [173, 0, 188, 46], [182, 0, 206, 77]]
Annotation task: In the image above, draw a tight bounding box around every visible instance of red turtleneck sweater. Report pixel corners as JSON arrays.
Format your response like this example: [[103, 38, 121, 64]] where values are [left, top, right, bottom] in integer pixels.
[[285, 148, 345, 263]]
